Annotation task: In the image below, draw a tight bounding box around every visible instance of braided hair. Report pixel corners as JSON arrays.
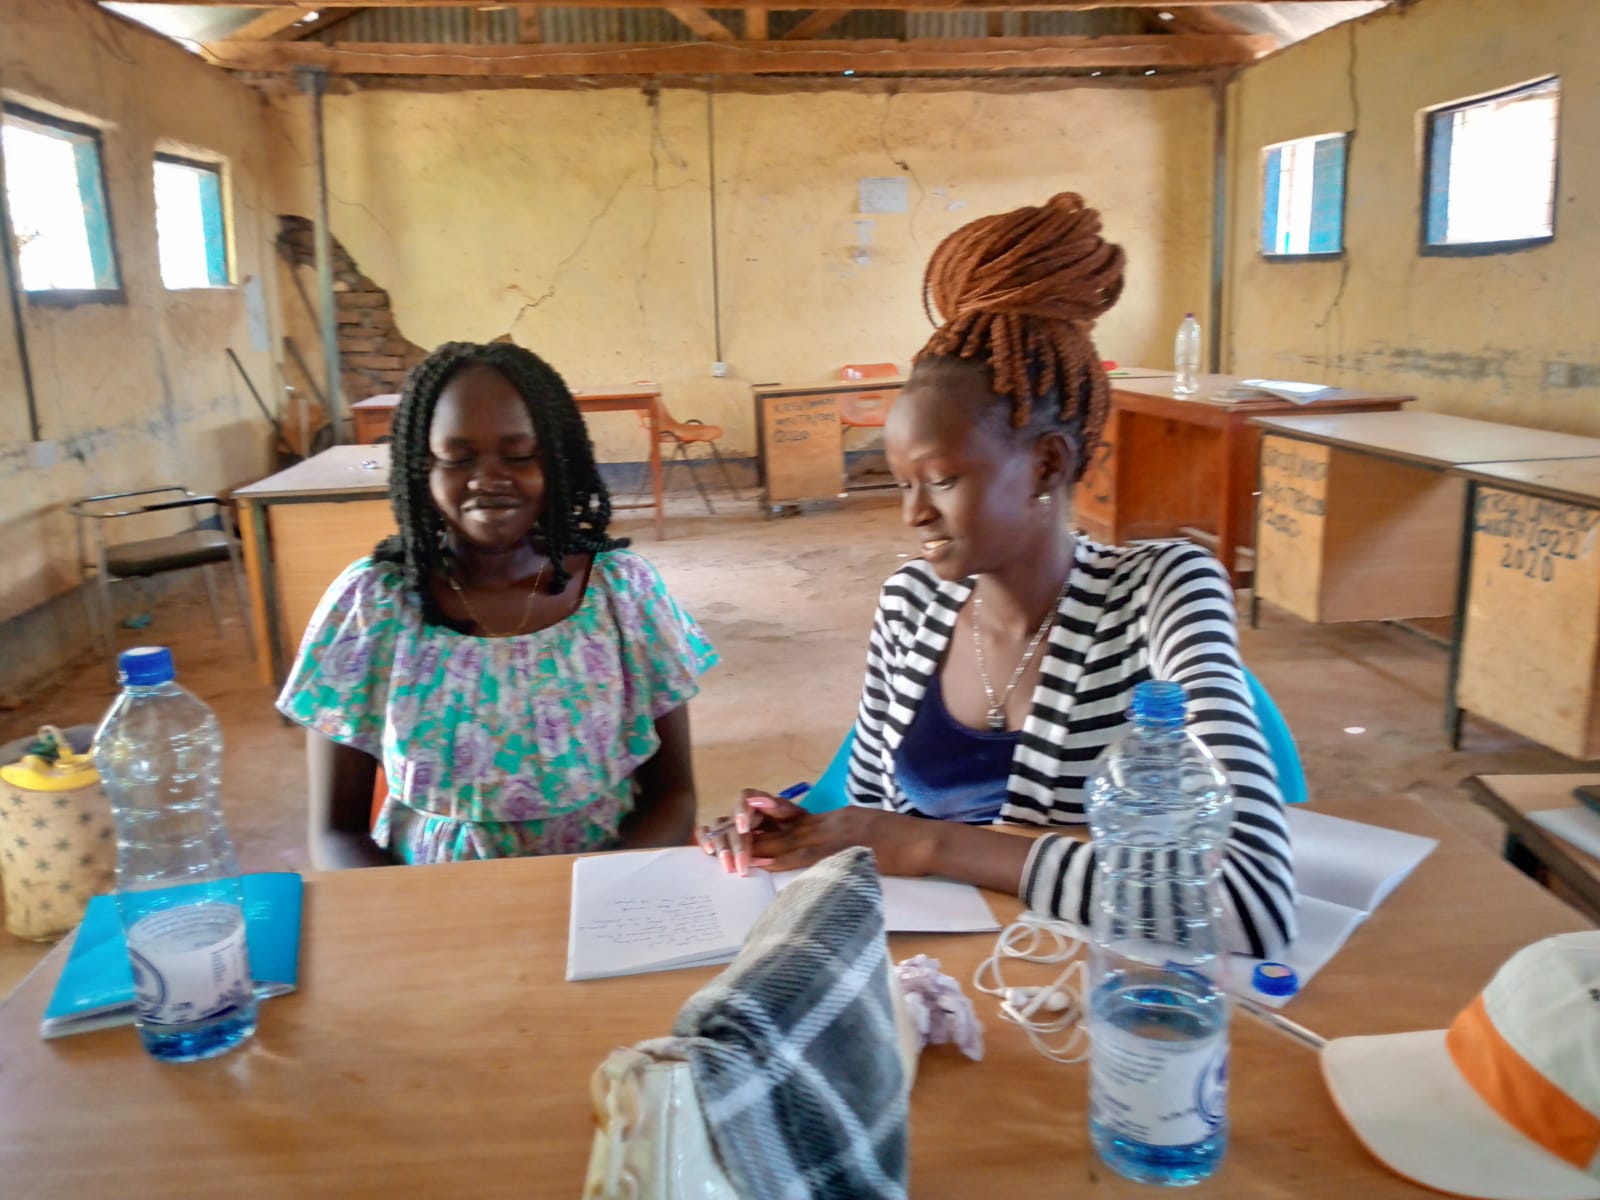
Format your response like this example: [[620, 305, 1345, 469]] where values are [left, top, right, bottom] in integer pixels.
[[373, 340, 626, 627], [915, 192, 1126, 481]]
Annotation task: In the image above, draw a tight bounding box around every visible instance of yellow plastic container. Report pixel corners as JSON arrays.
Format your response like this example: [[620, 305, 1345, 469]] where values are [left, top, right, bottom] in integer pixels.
[[0, 727, 115, 941]]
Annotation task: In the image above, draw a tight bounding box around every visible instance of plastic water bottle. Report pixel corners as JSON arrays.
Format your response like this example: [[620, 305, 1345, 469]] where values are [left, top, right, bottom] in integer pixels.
[[1084, 680, 1233, 1185], [93, 647, 257, 1062], [1174, 314, 1202, 397]]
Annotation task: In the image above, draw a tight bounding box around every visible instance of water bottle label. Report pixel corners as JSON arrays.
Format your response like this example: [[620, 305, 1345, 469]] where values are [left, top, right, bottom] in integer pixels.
[[126, 903, 252, 1026], [1090, 1020, 1228, 1147]]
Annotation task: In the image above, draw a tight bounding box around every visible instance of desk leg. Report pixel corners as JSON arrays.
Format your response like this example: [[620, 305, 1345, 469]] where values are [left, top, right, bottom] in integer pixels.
[[650, 400, 664, 539], [238, 499, 277, 688], [1444, 480, 1476, 748], [1217, 422, 1240, 587]]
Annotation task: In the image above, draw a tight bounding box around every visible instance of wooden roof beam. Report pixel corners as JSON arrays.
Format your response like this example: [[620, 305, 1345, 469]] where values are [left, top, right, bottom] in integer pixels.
[[215, 6, 316, 40], [783, 10, 848, 40], [119, 1, 1382, 10], [201, 33, 1274, 76], [666, 7, 736, 40]]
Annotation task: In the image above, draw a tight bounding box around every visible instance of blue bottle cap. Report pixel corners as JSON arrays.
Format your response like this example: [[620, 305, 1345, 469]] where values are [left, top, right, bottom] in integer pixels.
[[118, 646, 176, 687], [1131, 680, 1186, 726], [1251, 961, 1299, 997]]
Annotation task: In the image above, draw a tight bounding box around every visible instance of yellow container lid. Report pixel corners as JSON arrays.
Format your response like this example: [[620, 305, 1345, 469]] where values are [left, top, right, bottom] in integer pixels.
[[1, 727, 99, 793]]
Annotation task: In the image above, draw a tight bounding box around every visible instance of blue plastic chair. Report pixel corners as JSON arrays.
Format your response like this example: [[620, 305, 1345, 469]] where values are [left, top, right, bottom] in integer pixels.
[[801, 668, 1306, 813], [1243, 668, 1308, 805]]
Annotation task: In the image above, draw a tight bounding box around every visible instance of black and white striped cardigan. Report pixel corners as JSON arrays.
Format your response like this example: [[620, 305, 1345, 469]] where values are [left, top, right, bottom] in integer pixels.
[[845, 539, 1297, 960]]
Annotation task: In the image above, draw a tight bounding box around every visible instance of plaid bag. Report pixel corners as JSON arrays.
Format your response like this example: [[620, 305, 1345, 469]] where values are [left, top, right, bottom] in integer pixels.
[[584, 847, 915, 1200]]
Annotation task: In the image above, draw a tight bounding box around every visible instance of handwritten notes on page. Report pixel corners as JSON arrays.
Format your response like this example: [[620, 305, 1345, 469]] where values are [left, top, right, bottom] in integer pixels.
[[567, 848, 775, 981], [568, 846, 1001, 981]]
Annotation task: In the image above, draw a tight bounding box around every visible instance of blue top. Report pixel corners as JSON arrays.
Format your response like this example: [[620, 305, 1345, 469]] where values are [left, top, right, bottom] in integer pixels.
[[119, 646, 175, 686], [895, 676, 1018, 824]]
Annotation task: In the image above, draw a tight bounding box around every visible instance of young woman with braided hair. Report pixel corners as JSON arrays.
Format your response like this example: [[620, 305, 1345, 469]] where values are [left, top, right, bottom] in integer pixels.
[[709, 193, 1295, 959], [278, 341, 716, 868]]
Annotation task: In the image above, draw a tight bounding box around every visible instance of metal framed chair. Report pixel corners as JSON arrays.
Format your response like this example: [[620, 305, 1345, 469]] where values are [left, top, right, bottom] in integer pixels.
[[634, 405, 744, 515], [70, 487, 253, 658]]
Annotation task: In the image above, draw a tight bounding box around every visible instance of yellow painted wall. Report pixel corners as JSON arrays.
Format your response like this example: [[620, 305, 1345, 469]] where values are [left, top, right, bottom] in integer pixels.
[[269, 84, 1216, 461], [0, 0, 279, 626], [1224, 0, 1600, 431]]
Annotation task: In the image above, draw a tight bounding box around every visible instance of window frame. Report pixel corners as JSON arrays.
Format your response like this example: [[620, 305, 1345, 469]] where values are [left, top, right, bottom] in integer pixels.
[[153, 150, 232, 290], [1259, 131, 1351, 264], [1, 102, 124, 306], [1419, 76, 1560, 259]]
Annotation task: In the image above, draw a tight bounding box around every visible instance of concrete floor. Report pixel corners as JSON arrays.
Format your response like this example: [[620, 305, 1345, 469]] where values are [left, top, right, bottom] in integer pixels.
[[0, 493, 1584, 998]]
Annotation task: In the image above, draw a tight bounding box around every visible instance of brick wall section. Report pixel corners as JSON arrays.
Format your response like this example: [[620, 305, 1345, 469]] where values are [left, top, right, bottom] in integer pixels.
[[276, 216, 428, 400]]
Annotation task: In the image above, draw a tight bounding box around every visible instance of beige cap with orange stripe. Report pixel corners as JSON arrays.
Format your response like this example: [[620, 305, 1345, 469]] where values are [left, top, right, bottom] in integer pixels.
[[1321, 931, 1600, 1200]]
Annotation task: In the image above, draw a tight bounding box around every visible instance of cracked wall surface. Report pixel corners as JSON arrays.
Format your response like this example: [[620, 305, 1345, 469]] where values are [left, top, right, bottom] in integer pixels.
[[0, 0, 280, 638], [267, 84, 1216, 463], [1225, 0, 1600, 432]]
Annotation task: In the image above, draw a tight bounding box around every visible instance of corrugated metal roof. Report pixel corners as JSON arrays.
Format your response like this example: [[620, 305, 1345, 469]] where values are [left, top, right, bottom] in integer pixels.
[[537, 8, 693, 44], [104, 2, 1393, 59], [330, 7, 520, 43]]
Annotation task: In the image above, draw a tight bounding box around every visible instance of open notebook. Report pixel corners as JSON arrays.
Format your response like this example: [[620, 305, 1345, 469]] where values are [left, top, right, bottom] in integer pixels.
[[567, 847, 999, 981], [1228, 808, 1437, 1008], [41, 872, 304, 1039]]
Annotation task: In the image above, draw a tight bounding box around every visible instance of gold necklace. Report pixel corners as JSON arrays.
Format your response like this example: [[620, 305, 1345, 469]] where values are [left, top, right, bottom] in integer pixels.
[[446, 559, 549, 637]]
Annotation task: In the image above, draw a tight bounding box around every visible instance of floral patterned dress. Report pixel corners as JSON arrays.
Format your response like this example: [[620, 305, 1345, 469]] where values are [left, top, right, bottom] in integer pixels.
[[276, 550, 717, 863]]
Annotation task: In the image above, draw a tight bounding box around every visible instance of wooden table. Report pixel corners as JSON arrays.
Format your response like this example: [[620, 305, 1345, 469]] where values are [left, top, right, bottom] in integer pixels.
[[1075, 377, 1411, 585], [0, 795, 1587, 1198], [1465, 773, 1600, 923], [236, 444, 392, 687], [345, 385, 666, 541], [1448, 460, 1600, 757], [1249, 412, 1600, 630]]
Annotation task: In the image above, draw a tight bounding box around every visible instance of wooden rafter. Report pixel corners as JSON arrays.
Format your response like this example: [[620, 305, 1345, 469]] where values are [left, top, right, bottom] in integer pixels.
[[121, 0, 1382, 10], [515, 6, 541, 42], [201, 33, 1273, 76], [745, 10, 768, 39], [783, 11, 849, 40], [217, 7, 316, 41], [666, 7, 736, 41]]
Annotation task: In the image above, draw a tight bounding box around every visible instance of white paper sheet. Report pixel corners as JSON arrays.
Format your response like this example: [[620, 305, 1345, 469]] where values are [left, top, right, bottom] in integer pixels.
[[1286, 807, 1438, 914], [770, 871, 1000, 934], [566, 847, 775, 981], [569, 850, 999, 981], [1529, 806, 1600, 861]]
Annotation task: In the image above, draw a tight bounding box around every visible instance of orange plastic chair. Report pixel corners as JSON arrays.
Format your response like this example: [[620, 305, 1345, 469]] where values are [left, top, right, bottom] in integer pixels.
[[839, 363, 900, 429], [633, 402, 743, 515]]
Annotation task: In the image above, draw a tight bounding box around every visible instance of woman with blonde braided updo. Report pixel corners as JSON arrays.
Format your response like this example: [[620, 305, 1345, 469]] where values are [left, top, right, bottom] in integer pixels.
[[708, 193, 1295, 959]]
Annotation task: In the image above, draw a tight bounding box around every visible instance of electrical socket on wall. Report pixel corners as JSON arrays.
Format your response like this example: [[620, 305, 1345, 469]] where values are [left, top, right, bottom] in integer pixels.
[[25, 441, 59, 469], [711, 362, 728, 378]]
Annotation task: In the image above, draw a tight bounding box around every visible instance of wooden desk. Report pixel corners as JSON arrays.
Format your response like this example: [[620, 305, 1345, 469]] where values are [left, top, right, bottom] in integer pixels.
[[350, 393, 400, 445], [1076, 377, 1411, 585], [1450, 458, 1600, 756], [347, 386, 665, 541], [0, 796, 1587, 1198], [753, 378, 905, 507], [1465, 774, 1600, 924], [1250, 412, 1600, 629], [236, 445, 393, 687]]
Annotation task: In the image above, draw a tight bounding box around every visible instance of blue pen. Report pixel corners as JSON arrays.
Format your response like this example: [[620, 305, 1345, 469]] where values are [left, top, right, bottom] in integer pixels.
[[776, 781, 812, 801]]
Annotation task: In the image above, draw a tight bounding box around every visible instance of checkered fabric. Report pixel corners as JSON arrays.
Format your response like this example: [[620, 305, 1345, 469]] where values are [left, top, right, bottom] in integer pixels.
[[672, 847, 909, 1200]]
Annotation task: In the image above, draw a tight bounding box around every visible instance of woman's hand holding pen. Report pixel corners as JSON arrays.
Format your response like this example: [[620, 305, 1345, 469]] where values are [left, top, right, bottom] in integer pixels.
[[697, 785, 808, 876], [699, 786, 939, 878]]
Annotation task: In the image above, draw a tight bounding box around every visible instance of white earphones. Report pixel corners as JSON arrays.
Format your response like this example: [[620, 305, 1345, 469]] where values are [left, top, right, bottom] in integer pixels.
[[973, 912, 1092, 1064]]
